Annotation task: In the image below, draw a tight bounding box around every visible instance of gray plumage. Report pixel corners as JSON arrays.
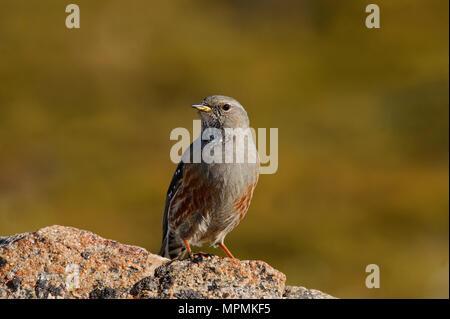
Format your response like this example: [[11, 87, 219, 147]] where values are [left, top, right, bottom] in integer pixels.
[[159, 95, 260, 259]]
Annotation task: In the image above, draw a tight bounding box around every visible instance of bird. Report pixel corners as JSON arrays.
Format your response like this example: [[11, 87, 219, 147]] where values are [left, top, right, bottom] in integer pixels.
[[158, 95, 260, 260]]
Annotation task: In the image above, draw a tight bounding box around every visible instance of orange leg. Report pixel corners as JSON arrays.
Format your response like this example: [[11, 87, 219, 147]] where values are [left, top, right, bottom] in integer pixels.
[[219, 243, 234, 259], [183, 238, 194, 258]]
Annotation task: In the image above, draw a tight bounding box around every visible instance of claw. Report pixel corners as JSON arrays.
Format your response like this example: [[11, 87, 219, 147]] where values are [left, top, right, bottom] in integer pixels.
[[188, 253, 202, 263], [187, 252, 214, 263], [183, 238, 215, 263], [197, 252, 215, 258]]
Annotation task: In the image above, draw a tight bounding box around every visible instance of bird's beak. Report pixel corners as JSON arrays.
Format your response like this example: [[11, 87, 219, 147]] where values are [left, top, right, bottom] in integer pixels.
[[191, 104, 212, 112]]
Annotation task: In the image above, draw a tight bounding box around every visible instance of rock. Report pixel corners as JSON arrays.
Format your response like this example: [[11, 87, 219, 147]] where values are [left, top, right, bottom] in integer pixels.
[[283, 285, 335, 299], [0, 225, 335, 299], [132, 257, 286, 299], [0, 225, 166, 299]]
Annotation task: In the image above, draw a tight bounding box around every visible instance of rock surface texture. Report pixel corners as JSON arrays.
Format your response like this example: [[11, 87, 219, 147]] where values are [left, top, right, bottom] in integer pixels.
[[0, 226, 335, 299]]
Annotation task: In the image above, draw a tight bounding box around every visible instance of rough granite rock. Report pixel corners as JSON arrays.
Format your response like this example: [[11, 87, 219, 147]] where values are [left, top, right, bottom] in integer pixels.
[[0, 225, 335, 299]]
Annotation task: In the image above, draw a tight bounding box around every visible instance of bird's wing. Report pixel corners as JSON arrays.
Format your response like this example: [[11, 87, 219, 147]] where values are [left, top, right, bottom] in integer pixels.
[[161, 160, 185, 241]]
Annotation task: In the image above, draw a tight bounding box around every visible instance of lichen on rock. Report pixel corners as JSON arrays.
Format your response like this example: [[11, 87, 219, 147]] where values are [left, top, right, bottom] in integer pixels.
[[0, 225, 334, 299]]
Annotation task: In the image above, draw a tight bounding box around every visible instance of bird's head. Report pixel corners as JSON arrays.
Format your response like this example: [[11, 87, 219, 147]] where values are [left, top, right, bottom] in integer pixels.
[[192, 95, 249, 129]]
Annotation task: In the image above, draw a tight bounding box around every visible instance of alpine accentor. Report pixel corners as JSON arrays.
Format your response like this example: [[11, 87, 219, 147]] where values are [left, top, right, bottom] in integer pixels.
[[159, 95, 259, 259]]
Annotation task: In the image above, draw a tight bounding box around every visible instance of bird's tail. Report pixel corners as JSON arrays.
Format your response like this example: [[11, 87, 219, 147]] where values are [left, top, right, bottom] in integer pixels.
[[158, 231, 186, 260]]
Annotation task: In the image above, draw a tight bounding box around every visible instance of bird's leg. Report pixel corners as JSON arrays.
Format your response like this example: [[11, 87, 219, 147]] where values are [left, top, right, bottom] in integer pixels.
[[183, 238, 194, 259], [218, 243, 235, 259]]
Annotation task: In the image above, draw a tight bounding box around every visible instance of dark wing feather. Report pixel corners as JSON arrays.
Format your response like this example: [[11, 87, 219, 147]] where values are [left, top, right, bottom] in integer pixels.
[[161, 161, 185, 241]]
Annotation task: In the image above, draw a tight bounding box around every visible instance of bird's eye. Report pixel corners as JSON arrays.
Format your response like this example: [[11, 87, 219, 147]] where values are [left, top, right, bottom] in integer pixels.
[[222, 104, 231, 111]]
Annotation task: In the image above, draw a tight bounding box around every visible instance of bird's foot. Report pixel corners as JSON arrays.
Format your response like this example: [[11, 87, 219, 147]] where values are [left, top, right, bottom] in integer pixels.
[[188, 252, 215, 263]]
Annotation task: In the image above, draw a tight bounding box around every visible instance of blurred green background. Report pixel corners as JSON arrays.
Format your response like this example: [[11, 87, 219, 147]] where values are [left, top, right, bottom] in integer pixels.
[[0, 0, 448, 298]]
